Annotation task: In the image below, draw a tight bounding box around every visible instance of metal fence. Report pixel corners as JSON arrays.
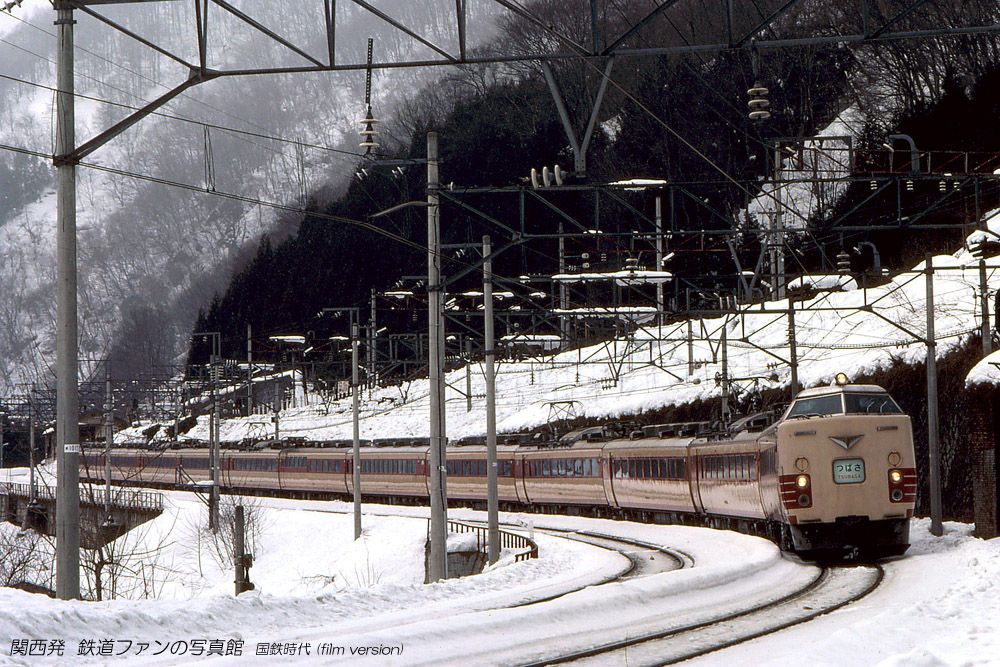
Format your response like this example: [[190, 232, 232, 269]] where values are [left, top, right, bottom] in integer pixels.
[[447, 519, 538, 563], [1, 483, 163, 514]]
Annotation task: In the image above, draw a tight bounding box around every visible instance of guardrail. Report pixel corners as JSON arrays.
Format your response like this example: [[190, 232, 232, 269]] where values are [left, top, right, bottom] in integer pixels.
[[447, 519, 538, 563], [1, 483, 163, 514]]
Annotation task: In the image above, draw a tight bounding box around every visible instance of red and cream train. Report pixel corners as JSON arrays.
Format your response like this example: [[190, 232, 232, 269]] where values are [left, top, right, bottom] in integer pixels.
[[84, 380, 917, 559]]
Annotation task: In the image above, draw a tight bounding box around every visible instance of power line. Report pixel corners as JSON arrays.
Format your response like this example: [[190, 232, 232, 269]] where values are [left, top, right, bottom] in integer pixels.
[[0, 70, 366, 161]]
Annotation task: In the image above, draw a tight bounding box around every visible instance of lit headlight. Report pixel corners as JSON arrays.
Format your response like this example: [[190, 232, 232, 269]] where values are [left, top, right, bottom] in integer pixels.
[[796, 474, 810, 489], [835, 372, 848, 385], [890, 469, 902, 483]]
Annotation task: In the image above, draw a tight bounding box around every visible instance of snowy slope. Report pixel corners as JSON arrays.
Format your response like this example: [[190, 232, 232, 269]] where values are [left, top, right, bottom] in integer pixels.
[[0, 0, 498, 391], [120, 211, 1000, 445]]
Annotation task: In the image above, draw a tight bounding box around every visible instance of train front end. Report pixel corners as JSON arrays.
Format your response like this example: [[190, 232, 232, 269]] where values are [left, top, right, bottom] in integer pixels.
[[774, 376, 916, 559]]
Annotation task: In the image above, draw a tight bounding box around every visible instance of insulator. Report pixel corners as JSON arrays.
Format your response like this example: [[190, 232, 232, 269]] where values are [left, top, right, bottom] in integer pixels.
[[748, 98, 770, 109], [870, 180, 877, 191], [938, 180, 946, 192], [553, 165, 564, 186], [530, 168, 539, 189], [747, 86, 769, 96], [748, 110, 771, 121], [542, 166, 552, 187], [836, 250, 851, 275], [906, 180, 913, 192]]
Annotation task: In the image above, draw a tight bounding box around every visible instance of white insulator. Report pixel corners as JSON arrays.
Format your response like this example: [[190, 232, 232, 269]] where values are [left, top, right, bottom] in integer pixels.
[[530, 168, 539, 189], [360, 140, 379, 149], [749, 110, 771, 120], [554, 165, 564, 186], [747, 86, 769, 96], [748, 98, 770, 109], [542, 166, 552, 187]]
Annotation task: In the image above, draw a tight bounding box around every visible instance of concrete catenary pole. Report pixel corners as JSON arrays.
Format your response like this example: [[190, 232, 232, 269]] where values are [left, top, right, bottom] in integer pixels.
[[352, 321, 362, 540], [484, 235, 499, 564], [105, 363, 113, 517], [980, 259, 992, 356], [55, 0, 81, 600], [427, 132, 447, 581], [926, 254, 943, 536], [247, 324, 253, 417], [655, 196, 664, 324], [788, 299, 798, 394], [210, 352, 220, 532]]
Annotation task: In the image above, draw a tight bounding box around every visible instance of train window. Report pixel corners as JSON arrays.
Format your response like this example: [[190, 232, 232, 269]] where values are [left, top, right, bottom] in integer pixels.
[[786, 393, 843, 418], [640, 459, 649, 479], [574, 459, 583, 476], [844, 392, 903, 414], [542, 460, 550, 477]]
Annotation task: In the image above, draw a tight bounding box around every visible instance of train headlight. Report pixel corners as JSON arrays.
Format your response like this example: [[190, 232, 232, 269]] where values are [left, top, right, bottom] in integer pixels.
[[889, 469, 903, 484], [835, 372, 848, 385], [796, 474, 810, 489]]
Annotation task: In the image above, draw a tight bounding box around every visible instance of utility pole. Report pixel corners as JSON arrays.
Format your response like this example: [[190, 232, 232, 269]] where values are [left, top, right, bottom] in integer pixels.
[[351, 321, 362, 540], [484, 235, 499, 564], [980, 259, 992, 356], [465, 338, 472, 412], [720, 320, 730, 429], [209, 351, 220, 532], [104, 363, 113, 517], [655, 196, 664, 324], [55, 0, 81, 600], [427, 131, 447, 582], [926, 254, 943, 536], [788, 299, 798, 394], [558, 222, 568, 344], [247, 324, 253, 417], [369, 289, 377, 393]]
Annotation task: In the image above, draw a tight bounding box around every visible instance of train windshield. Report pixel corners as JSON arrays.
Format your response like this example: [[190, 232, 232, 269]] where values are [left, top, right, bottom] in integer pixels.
[[844, 392, 903, 414], [786, 394, 843, 418]]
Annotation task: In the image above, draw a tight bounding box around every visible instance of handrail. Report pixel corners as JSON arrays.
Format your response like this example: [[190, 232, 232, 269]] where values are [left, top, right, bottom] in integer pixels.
[[447, 519, 538, 563], [1, 483, 163, 514]]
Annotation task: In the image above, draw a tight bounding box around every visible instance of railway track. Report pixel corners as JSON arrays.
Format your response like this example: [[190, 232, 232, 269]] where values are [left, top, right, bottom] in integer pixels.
[[525, 563, 883, 666], [502, 527, 690, 607]]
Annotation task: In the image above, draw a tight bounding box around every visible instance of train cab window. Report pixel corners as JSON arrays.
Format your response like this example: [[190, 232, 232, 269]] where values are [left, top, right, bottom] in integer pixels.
[[786, 394, 843, 418], [844, 392, 903, 414]]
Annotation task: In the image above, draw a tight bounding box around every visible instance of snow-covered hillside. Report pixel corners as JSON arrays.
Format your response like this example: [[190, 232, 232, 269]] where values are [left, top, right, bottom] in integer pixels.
[[0, 0, 498, 391], [116, 211, 1000, 445]]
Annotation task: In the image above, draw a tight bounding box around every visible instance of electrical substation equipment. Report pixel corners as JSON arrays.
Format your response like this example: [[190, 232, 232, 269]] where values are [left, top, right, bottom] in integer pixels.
[[530, 165, 564, 188], [836, 249, 852, 275], [747, 84, 770, 121], [359, 38, 379, 156]]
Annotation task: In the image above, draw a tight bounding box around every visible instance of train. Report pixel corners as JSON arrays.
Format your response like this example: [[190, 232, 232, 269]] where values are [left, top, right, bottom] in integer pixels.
[[83, 377, 917, 560]]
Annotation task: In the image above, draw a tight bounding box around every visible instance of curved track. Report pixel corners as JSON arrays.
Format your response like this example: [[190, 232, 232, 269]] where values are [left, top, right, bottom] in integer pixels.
[[464, 523, 689, 607], [526, 563, 883, 666]]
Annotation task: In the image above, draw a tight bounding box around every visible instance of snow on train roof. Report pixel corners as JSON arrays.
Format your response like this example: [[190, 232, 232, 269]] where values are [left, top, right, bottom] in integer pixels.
[[794, 383, 888, 398]]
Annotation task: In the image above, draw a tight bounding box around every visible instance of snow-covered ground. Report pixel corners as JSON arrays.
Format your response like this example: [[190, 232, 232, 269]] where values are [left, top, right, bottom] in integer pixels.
[[121, 207, 1000, 447], [0, 464, 996, 665]]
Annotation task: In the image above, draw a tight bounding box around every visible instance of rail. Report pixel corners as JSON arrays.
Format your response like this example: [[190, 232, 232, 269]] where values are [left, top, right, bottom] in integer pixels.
[[447, 519, 538, 563], [1, 483, 163, 514]]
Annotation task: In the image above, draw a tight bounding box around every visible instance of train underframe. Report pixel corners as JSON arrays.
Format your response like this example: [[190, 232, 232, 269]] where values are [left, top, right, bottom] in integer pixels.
[[786, 516, 911, 561]]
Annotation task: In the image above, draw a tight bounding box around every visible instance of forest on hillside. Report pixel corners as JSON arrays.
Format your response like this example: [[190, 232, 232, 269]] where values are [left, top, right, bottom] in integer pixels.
[[188, 0, 1000, 374]]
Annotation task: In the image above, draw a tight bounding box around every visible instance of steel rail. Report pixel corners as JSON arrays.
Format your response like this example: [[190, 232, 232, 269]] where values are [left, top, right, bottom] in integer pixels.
[[525, 564, 884, 666]]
